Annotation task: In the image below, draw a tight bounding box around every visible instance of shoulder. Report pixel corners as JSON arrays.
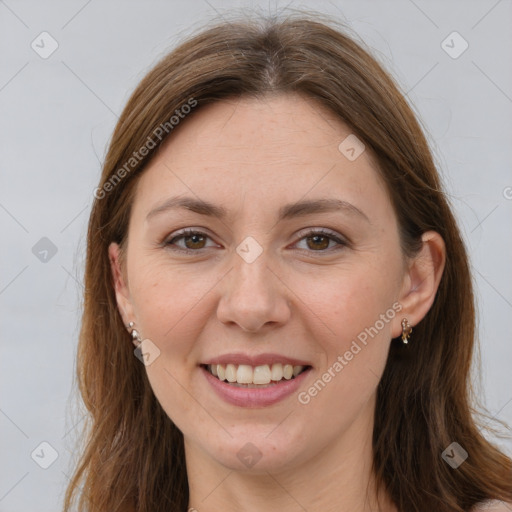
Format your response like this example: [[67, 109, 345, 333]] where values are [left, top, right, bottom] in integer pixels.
[[471, 500, 512, 511]]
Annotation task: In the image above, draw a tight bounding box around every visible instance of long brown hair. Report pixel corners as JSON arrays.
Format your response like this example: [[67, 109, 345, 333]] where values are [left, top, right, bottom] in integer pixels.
[[63, 11, 512, 512]]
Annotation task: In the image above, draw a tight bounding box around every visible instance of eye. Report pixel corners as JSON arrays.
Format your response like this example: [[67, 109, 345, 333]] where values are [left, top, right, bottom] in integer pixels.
[[294, 228, 348, 252], [165, 229, 218, 252]]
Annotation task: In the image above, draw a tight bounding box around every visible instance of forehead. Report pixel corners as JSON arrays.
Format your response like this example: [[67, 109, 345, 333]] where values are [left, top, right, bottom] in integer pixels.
[[131, 93, 392, 223], [157, 93, 362, 167]]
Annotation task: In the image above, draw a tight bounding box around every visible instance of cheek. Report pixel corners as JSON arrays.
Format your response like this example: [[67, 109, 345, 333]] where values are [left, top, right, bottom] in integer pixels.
[[311, 263, 400, 349], [299, 261, 400, 406], [129, 263, 214, 346], [298, 276, 394, 428], [128, 263, 217, 423], [133, 267, 206, 428]]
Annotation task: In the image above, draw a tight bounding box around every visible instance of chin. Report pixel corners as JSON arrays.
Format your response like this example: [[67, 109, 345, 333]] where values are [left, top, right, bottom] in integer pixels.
[[203, 428, 306, 473]]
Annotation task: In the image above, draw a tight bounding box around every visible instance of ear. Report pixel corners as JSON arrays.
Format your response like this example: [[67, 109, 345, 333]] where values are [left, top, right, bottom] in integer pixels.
[[108, 242, 135, 327], [393, 231, 446, 338]]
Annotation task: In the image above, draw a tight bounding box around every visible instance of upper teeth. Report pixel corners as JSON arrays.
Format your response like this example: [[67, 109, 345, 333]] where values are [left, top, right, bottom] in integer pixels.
[[208, 363, 305, 385]]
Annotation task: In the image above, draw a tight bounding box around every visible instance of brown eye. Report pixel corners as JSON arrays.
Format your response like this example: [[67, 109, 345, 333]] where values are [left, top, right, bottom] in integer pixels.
[[166, 230, 216, 252], [295, 229, 347, 253], [183, 233, 206, 250], [306, 234, 330, 251]]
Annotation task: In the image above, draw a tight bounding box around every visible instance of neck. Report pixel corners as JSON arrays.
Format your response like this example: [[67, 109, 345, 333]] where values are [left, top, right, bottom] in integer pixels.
[[185, 396, 396, 512]]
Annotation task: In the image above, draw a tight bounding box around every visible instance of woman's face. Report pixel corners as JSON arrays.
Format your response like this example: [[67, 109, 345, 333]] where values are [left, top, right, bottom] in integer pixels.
[[111, 93, 411, 474]]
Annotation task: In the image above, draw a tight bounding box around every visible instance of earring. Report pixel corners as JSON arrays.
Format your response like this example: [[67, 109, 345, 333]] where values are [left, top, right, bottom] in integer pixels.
[[127, 321, 142, 348], [401, 318, 412, 344]]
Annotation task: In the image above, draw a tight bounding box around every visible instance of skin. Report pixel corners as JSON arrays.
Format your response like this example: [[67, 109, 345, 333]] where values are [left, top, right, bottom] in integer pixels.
[[109, 93, 446, 512]]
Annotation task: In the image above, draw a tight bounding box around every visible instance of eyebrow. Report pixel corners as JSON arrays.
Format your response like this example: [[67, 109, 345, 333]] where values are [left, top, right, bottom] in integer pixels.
[[146, 196, 370, 223]]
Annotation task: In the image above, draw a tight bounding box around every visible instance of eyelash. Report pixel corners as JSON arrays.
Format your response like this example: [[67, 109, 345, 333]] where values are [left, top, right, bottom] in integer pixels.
[[164, 228, 348, 255]]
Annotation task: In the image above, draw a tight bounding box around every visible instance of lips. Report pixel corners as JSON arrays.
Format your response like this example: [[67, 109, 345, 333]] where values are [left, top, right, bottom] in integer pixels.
[[200, 353, 313, 407]]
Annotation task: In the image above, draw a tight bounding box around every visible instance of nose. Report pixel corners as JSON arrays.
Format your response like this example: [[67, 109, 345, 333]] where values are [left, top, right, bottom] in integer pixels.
[[216, 250, 292, 333]]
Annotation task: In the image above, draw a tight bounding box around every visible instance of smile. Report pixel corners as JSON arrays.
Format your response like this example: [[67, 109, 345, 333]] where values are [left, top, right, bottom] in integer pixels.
[[204, 363, 309, 387], [200, 356, 313, 407]]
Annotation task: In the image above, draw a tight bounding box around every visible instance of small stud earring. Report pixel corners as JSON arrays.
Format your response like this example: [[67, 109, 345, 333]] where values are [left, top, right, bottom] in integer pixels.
[[127, 322, 142, 348], [401, 318, 412, 344]]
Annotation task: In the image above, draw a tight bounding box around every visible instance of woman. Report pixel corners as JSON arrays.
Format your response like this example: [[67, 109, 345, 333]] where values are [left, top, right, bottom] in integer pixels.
[[63, 11, 512, 512]]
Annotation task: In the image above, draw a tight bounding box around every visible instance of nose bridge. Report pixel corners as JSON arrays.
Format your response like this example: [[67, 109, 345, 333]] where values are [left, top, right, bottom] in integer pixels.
[[216, 238, 290, 331], [231, 242, 276, 306], [234, 245, 271, 294]]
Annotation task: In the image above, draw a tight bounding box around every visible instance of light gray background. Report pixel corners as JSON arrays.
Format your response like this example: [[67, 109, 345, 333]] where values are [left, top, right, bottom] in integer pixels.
[[1, 1, 511, 510]]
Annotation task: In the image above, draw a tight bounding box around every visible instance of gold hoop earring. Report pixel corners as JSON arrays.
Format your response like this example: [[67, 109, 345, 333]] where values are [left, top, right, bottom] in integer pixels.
[[401, 318, 412, 344]]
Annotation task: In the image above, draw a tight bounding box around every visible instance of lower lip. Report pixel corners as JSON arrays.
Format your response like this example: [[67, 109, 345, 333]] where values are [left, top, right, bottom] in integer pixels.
[[201, 366, 311, 408]]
